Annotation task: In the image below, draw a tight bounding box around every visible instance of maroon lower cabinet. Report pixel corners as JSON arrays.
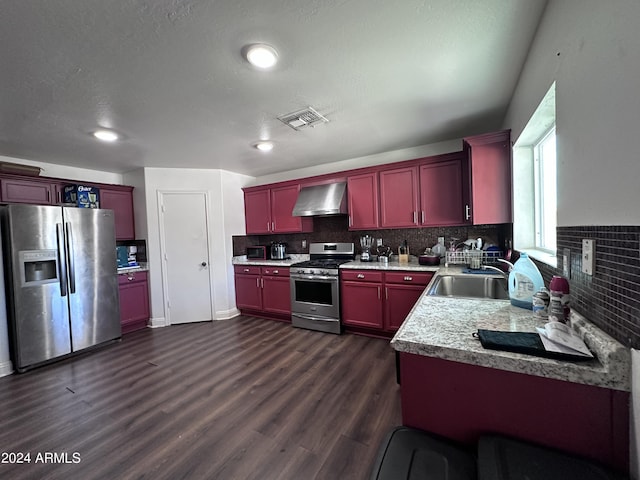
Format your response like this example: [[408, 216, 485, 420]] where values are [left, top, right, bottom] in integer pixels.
[[341, 270, 384, 329], [261, 267, 291, 316], [398, 352, 630, 473], [383, 272, 433, 332], [234, 267, 263, 311], [341, 270, 433, 335], [233, 265, 290, 322], [118, 270, 150, 334]]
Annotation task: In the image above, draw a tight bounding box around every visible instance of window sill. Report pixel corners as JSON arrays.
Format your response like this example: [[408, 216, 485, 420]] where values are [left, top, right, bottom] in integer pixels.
[[519, 248, 557, 268]]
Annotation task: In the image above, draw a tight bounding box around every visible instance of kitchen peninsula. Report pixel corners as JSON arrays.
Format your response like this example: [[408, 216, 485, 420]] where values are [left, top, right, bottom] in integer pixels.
[[391, 267, 630, 472]]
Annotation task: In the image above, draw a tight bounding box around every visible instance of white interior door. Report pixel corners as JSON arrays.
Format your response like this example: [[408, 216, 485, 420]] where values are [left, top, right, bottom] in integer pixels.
[[159, 192, 213, 324]]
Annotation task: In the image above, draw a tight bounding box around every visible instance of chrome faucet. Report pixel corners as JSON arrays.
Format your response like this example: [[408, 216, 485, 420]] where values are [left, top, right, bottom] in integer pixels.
[[481, 259, 514, 280]]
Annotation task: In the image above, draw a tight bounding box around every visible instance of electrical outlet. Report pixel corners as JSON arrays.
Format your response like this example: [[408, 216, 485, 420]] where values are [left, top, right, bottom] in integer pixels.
[[582, 239, 595, 275], [563, 248, 571, 278], [437, 236, 445, 246], [302, 240, 307, 249], [377, 238, 383, 246]]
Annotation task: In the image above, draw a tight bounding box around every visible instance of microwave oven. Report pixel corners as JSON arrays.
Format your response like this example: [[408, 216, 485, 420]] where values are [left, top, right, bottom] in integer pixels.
[[246, 246, 271, 260]]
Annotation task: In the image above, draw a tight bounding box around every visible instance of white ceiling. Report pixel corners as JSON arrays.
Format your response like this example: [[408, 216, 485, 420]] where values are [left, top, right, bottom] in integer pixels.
[[0, 0, 548, 178]]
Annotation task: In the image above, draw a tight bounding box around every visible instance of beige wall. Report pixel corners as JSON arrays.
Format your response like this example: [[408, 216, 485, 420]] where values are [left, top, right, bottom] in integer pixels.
[[504, 0, 640, 226], [123, 167, 253, 326]]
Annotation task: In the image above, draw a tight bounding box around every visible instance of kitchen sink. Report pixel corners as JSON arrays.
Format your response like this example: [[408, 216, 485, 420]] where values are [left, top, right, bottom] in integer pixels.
[[427, 274, 509, 300]]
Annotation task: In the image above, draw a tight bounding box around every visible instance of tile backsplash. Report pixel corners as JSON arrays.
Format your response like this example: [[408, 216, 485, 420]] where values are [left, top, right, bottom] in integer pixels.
[[534, 226, 639, 350], [233, 216, 511, 259]]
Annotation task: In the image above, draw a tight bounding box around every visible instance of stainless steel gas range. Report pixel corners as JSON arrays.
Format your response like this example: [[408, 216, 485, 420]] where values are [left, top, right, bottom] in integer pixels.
[[290, 242, 355, 334]]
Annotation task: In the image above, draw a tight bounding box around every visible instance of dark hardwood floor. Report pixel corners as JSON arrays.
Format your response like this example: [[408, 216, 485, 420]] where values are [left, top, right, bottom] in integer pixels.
[[0, 317, 401, 480]]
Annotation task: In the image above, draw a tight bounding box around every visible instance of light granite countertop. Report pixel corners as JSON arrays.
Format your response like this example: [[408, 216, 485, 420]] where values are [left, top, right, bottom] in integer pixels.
[[391, 267, 631, 392], [340, 256, 440, 272], [232, 255, 440, 271], [117, 262, 149, 274], [232, 255, 309, 267]]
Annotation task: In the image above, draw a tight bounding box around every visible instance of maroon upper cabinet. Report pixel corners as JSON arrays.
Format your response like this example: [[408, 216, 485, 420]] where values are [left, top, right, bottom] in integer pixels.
[[463, 130, 512, 225], [270, 184, 307, 233], [244, 188, 272, 234], [419, 155, 465, 226], [244, 184, 312, 235], [0, 177, 54, 204], [347, 172, 379, 230], [100, 187, 135, 240], [379, 166, 420, 228]]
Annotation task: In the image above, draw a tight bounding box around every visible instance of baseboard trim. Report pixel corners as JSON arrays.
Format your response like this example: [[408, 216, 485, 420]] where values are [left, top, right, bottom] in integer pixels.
[[148, 316, 167, 328], [0, 359, 15, 377], [215, 308, 241, 320]]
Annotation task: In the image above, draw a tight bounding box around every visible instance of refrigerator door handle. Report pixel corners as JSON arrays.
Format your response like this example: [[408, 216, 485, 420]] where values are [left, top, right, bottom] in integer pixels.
[[56, 223, 68, 297], [65, 222, 77, 294]]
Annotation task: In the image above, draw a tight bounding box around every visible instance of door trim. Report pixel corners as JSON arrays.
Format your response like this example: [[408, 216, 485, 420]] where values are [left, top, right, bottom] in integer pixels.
[[157, 190, 215, 325]]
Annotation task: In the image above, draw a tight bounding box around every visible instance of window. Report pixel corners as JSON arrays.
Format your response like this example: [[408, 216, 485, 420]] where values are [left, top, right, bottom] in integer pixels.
[[534, 127, 557, 252], [512, 82, 557, 266]]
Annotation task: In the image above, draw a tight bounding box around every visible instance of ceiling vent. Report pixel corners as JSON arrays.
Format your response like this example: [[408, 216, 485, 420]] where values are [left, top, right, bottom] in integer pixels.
[[277, 106, 329, 131]]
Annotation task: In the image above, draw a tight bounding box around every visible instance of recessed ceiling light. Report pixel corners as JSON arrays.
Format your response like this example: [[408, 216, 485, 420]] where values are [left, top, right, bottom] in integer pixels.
[[245, 44, 278, 69], [93, 129, 119, 142], [255, 141, 274, 152]]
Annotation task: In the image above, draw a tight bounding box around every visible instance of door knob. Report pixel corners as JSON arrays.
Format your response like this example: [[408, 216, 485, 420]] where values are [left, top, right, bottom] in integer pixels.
[[201, 262, 207, 267]]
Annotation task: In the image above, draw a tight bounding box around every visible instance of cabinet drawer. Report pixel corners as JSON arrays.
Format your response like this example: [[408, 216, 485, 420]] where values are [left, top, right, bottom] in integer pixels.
[[384, 271, 433, 286], [261, 267, 289, 277], [118, 270, 148, 284], [341, 270, 383, 283], [234, 265, 261, 275]]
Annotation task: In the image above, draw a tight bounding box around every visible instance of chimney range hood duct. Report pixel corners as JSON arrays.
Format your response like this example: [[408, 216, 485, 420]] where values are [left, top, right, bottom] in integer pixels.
[[292, 182, 348, 216]]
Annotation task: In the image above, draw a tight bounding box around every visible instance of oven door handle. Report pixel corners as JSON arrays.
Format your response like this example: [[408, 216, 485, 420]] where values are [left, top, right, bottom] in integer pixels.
[[292, 313, 338, 323], [290, 274, 337, 282]]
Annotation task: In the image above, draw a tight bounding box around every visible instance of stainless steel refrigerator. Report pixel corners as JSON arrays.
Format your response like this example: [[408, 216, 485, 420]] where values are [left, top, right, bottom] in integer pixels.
[[1, 204, 121, 372]]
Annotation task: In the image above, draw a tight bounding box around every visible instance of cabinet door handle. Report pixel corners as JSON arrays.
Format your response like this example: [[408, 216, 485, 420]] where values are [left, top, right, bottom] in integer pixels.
[[378, 286, 381, 300], [261, 278, 264, 288], [421, 211, 425, 224], [349, 216, 352, 227], [127, 274, 134, 281], [273, 269, 279, 274], [267, 221, 270, 231], [385, 287, 388, 300], [256, 277, 260, 288], [465, 204, 471, 220], [244, 268, 250, 272], [357, 273, 365, 279], [413, 211, 417, 224], [404, 276, 413, 281], [47, 189, 51, 203], [271, 221, 275, 231]]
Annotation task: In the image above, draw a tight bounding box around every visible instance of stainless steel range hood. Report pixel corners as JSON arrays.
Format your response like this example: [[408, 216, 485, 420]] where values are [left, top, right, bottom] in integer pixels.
[[292, 182, 348, 216]]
